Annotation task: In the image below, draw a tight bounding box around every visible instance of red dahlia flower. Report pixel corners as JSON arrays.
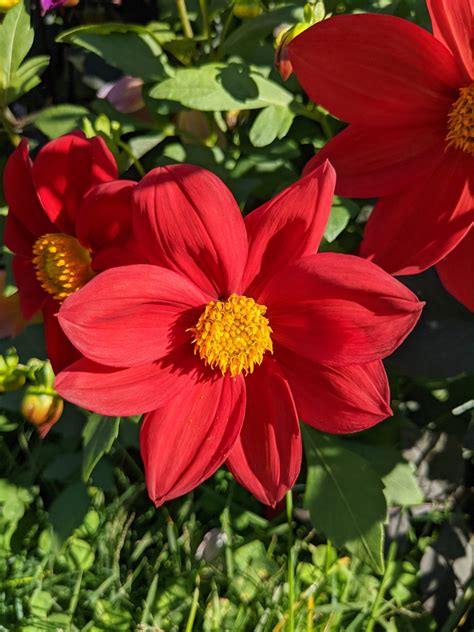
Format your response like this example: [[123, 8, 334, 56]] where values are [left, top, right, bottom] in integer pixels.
[[4, 132, 139, 372], [288, 0, 474, 311], [55, 162, 423, 506]]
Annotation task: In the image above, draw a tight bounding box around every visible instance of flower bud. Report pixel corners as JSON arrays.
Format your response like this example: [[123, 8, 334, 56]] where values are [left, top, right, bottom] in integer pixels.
[[233, 0, 262, 19], [274, 2, 326, 81], [21, 388, 64, 438]]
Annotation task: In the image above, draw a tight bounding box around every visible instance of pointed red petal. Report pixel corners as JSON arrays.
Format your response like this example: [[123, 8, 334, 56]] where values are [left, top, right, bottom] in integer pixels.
[[427, 0, 474, 81], [32, 133, 117, 233], [360, 153, 473, 275], [303, 125, 445, 198], [226, 358, 301, 507], [436, 227, 474, 312], [289, 13, 461, 127], [243, 161, 336, 296], [141, 374, 246, 506], [58, 265, 211, 368], [277, 345, 391, 433], [262, 253, 423, 366], [133, 164, 248, 297]]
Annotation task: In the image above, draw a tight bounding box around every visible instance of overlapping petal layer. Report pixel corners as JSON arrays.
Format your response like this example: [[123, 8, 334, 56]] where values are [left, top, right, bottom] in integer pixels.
[[226, 358, 301, 506], [436, 227, 474, 312], [133, 165, 248, 297], [141, 374, 246, 506], [302, 125, 446, 198], [243, 161, 335, 295], [276, 346, 391, 433], [58, 265, 210, 367], [31, 133, 117, 233], [360, 153, 474, 275], [260, 253, 423, 366], [289, 13, 461, 128], [427, 0, 474, 82]]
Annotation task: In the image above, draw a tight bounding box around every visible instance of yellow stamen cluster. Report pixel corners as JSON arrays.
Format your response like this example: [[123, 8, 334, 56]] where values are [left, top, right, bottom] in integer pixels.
[[189, 293, 273, 378], [32, 233, 94, 302], [446, 83, 474, 156]]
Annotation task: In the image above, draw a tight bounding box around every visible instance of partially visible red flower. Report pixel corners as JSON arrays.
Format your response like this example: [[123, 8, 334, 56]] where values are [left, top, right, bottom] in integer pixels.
[[4, 132, 140, 372], [288, 0, 474, 310], [55, 162, 423, 507]]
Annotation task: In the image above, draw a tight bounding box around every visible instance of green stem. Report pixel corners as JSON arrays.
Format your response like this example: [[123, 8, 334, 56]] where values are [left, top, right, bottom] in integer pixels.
[[366, 542, 397, 632], [176, 0, 194, 38], [199, 0, 210, 41], [185, 575, 200, 632], [0, 107, 21, 147], [440, 580, 473, 632], [286, 491, 295, 632], [215, 9, 234, 59], [290, 102, 333, 139], [116, 140, 145, 178]]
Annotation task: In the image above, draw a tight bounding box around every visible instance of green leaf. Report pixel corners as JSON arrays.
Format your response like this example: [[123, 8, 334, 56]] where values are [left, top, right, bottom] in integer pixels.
[[150, 63, 292, 111], [0, 1, 49, 106], [49, 481, 90, 541], [82, 414, 120, 481], [324, 206, 351, 242], [5, 55, 49, 104], [344, 442, 423, 507], [35, 104, 90, 139], [302, 426, 387, 574], [56, 23, 169, 81], [249, 105, 294, 147]]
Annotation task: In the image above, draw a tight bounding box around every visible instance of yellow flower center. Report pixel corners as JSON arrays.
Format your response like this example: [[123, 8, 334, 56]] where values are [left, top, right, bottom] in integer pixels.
[[189, 293, 273, 378], [32, 233, 94, 302], [446, 83, 474, 156]]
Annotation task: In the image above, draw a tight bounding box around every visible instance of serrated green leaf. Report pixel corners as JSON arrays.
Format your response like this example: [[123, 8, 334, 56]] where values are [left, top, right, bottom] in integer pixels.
[[302, 426, 387, 574], [150, 63, 292, 111], [82, 414, 120, 481], [249, 105, 294, 147], [56, 23, 168, 81]]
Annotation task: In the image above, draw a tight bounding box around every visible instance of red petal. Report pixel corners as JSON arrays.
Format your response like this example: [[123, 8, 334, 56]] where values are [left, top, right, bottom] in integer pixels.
[[226, 358, 301, 507], [4, 140, 55, 238], [13, 255, 46, 319], [360, 153, 474, 275], [133, 165, 248, 297], [43, 299, 81, 373], [261, 253, 423, 366], [243, 161, 336, 297], [75, 180, 136, 253], [276, 345, 391, 433], [55, 347, 202, 416], [436, 227, 474, 312], [428, 0, 474, 82], [141, 374, 246, 506], [289, 13, 461, 127], [303, 125, 445, 198], [32, 133, 117, 234], [4, 214, 35, 257], [58, 265, 211, 368]]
